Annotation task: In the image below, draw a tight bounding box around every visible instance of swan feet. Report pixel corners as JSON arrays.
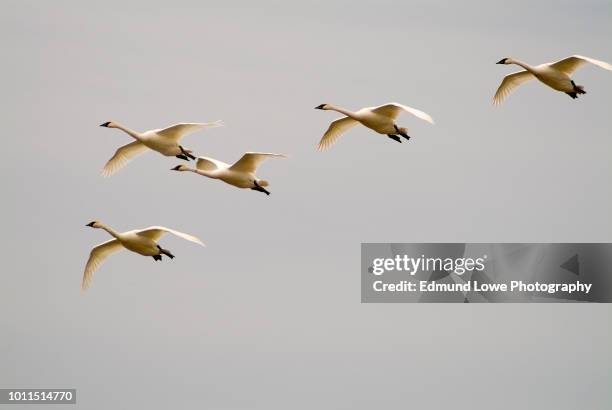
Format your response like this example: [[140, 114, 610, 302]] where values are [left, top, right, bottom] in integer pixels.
[[155, 245, 175, 260], [567, 81, 587, 99], [387, 135, 402, 143], [393, 125, 410, 141], [252, 180, 271, 196], [177, 145, 196, 161]]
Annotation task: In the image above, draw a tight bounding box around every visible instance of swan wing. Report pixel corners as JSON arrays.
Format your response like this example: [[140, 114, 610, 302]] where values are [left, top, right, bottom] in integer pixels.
[[82, 239, 123, 291], [549, 55, 612, 75], [156, 121, 223, 141], [493, 70, 535, 105], [229, 152, 287, 173], [370, 103, 435, 124], [317, 116, 358, 151], [102, 141, 148, 177], [137, 226, 206, 247], [196, 156, 229, 171]]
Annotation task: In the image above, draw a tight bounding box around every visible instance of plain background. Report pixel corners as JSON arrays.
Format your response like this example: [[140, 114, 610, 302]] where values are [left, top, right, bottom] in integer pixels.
[[1, 0, 611, 408]]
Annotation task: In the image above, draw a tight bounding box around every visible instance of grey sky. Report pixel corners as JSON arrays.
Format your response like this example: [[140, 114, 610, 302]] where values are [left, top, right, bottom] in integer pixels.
[[1, 0, 611, 408]]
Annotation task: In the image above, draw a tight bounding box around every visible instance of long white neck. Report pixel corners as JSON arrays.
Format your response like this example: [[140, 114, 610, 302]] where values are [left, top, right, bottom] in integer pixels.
[[98, 223, 122, 239], [510, 59, 537, 73], [193, 168, 219, 179], [113, 123, 142, 140], [325, 104, 359, 119]]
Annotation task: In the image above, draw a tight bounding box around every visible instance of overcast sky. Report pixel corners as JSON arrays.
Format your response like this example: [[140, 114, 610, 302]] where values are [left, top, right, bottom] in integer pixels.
[[1, 0, 611, 409]]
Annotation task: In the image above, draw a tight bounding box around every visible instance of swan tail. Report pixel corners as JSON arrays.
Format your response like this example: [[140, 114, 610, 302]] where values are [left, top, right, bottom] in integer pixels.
[[574, 85, 586, 94]]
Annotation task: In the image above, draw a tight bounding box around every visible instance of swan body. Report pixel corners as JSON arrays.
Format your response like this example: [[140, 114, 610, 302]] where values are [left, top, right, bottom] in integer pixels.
[[172, 152, 286, 195], [494, 55, 612, 104], [99, 120, 223, 176], [314, 102, 434, 151], [82, 221, 205, 290]]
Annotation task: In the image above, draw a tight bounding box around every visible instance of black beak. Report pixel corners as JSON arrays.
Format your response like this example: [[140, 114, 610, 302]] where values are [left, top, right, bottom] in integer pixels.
[[171, 166, 181, 171], [100, 122, 111, 127], [314, 104, 326, 110], [86, 221, 96, 227], [496, 59, 506, 64]]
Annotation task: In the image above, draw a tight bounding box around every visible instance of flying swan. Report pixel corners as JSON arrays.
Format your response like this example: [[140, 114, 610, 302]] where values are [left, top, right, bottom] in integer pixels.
[[172, 152, 286, 195], [82, 221, 205, 290], [314, 102, 434, 151], [494, 55, 612, 104], [98, 120, 223, 176]]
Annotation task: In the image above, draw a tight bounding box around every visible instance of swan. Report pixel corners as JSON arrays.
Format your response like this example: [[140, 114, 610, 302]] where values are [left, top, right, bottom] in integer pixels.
[[314, 102, 434, 151], [494, 55, 612, 105], [99, 120, 223, 176], [82, 221, 205, 290], [171, 152, 286, 195]]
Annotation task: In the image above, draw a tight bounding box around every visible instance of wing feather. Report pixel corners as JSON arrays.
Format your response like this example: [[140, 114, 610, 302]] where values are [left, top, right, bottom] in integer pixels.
[[82, 239, 123, 291], [137, 226, 205, 247], [493, 70, 535, 105], [549, 55, 612, 75], [102, 141, 148, 177], [371, 103, 435, 124], [196, 156, 230, 171], [229, 153, 286, 173], [155, 121, 223, 141], [317, 116, 358, 152]]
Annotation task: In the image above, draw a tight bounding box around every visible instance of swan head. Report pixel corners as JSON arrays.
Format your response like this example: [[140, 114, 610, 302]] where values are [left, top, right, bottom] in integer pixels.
[[100, 121, 117, 128], [315, 104, 330, 110], [171, 165, 189, 171], [86, 221, 102, 228], [496, 58, 512, 65]]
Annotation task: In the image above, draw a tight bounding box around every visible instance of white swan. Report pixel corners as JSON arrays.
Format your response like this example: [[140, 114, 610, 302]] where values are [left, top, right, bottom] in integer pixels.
[[314, 102, 434, 151], [82, 221, 205, 290], [494, 55, 612, 105], [99, 120, 223, 176], [171, 152, 286, 195]]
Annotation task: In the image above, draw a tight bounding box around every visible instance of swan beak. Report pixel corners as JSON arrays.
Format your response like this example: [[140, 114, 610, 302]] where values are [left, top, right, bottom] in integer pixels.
[[314, 104, 326, 110], [99, 122, 111, 127], [496, 59, 506, 64], [171, 166, 181, 171], [86, 221, 96, 227]]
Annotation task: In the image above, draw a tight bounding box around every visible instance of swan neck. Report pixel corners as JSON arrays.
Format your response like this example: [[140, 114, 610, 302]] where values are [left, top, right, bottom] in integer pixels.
[[327, 105, 358, 119], [512, 60, 536, 72], [114, 123, 141, 139], [194, 169, 215, 178], [100, 224, 121, 239]]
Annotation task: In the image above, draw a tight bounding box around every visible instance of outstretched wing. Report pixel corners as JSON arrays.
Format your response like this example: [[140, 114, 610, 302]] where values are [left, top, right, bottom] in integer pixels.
[[370, 103, 435, 124], [493, 70, 535, 105], [137, 226, 205, 247], [549, 55, 612, 76], [155, 121, 223, 141], [82, 239, 123, 291], [196, 156, 230, 171], [102, 141, 148, 177], [317, 116, 359, 152], [229, 153, 286, 173]]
